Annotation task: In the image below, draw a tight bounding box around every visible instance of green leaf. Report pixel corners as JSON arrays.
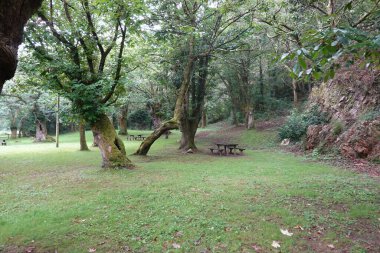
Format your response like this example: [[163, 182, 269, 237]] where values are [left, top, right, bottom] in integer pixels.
[[280, 52, 289, 61], [298, 56, 307, 69]]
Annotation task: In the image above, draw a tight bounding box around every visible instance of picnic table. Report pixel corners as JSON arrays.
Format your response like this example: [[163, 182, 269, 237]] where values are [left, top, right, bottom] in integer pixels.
[[216, 143, 238, 155], [128, 134, 145, 141], [209, 143, 246, 156]]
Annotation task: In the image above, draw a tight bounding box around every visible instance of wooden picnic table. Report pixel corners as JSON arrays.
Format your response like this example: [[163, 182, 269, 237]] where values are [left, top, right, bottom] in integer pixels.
[[216, 143, 238, 155]]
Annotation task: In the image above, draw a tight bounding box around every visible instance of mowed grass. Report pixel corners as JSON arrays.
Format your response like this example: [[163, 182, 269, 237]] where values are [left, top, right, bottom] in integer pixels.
[[0, 128, 379, 253]]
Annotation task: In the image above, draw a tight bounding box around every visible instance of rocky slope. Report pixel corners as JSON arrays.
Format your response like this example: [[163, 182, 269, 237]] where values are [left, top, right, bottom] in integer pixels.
[[306, 63, 380, 161]]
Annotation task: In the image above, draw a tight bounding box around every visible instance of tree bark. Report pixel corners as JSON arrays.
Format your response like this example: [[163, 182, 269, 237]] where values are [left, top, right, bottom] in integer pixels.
[[246, 111, 255, 130], [35, 119, 47, 142], [179, 119, 198, 150], [91, 113, 133, 168], [292, 79, 298, 107], [179, 55, 209, 151], [10, 127, 17, 139], [134, 120, 179, 155], [201, 110, 207, 128], [79, 120, 89, 151], [118, 105, 128, 135], [0, 0, 42, 91]]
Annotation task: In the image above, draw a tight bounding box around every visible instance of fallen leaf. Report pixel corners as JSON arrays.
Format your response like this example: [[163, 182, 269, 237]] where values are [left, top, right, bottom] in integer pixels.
[[174, 231, 183, 237], [25, 246, 35, 253], [327, 244, 335, 249], [88, 248, 96, 253], [224, 227, 232, 232], [271, 241, 280, 248], [280, 229, 293, 236], [172, 243, 181, 249], [251, 244, 262, 252], [194, 238, 201, 246], [294, 225, 304, 231]]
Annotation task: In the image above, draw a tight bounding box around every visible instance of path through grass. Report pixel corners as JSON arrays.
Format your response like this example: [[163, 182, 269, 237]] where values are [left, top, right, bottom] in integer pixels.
[[0, 127, 379, 252]]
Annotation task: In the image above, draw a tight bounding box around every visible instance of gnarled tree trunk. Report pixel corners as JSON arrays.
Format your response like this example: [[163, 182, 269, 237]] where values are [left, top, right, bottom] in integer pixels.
[[134, 120, 179, 155], [134, 35, 195, 156], [179, 55, 209, 151], [79, 120, 89, 151], [179, 119, 198, 150], [92, 114, 133, 169], [0, 0, 42, 91]]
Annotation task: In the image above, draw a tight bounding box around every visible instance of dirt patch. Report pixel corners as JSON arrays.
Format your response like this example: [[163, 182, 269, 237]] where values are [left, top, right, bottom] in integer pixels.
[[255, 117, 286, 131]]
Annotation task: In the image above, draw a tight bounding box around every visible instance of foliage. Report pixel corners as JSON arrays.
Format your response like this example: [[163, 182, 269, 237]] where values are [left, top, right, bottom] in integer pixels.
[[128, 109, 152, 129], [359, 109, 380, 121], [279, 106, 328, 141], [332, 121, 344, 136]]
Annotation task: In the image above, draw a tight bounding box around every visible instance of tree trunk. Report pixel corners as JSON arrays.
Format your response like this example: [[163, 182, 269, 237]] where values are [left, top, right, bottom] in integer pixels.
[[247, 111, 255, 130], [134, 35, 195, 156], [0, 0, 42, 91], [118, 105, 128, 135], [179, 119, 198, 151], [134, 120, 179, 155], [179, 55, 209, 151], [292, 79, 298, 107], [201, 110, 207, 128], [35, 120, 47, 141], [10, 127, 17, 139], [91, 113, 133, 169], [79, 120, 89, 151]]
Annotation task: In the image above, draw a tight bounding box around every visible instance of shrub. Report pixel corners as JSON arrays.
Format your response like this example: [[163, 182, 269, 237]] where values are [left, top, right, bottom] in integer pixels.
[[332, 121, 344, 136], [278, 106, 328, 142], [128, 109, 152, 130]]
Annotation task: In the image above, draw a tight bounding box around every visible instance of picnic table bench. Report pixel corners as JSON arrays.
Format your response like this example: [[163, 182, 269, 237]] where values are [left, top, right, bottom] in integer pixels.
[[210, 143, 246, 156], [128, 134, 145, 141], [1, 140, 6, 146]]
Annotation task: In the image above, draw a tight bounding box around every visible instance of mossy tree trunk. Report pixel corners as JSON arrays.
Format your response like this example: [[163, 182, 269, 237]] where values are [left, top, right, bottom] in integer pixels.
[[118, 105, 128, 135], [134, 120, 179, 155], [179, 55, 209, 151], [79, 120, 89, 151], [92, 113, 133, 169]]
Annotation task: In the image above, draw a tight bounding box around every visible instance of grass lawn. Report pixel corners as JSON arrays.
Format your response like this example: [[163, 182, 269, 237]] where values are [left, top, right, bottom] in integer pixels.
[[0, 127, 379, 253]]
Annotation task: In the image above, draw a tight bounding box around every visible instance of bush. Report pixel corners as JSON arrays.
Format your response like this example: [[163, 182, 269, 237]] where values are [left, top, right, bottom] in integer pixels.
[[128, 109, 152, 130], [278, 106, 328, 142], [332, 121, 344, 136]]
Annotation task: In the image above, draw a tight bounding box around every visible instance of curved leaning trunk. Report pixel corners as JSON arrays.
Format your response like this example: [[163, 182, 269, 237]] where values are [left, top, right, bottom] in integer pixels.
[[134, 120, 179, 155], [91, 114, 133, 169]]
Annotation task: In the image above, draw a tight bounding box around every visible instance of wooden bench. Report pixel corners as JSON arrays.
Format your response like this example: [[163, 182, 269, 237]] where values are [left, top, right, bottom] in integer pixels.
[[235, 148, 245, 154], [209, 147, 224, 155]]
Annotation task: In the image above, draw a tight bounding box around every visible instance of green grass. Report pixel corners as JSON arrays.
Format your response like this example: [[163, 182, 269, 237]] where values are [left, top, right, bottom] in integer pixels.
[[0, 128, 379, 252]]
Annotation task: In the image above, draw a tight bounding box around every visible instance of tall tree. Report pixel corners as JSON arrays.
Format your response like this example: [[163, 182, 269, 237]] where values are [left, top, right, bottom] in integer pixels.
[[24, 0, 144, 168]]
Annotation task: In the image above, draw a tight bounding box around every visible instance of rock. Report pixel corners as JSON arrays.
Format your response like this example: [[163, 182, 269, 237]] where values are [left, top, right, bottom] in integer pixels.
[[186, 148, 194, 154], [306, 125, 322, 150], [280, 139, 290, 146]]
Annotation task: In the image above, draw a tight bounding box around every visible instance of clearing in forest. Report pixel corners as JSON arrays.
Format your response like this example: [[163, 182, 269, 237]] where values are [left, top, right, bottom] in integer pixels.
[[0, 124, 379, 253]]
